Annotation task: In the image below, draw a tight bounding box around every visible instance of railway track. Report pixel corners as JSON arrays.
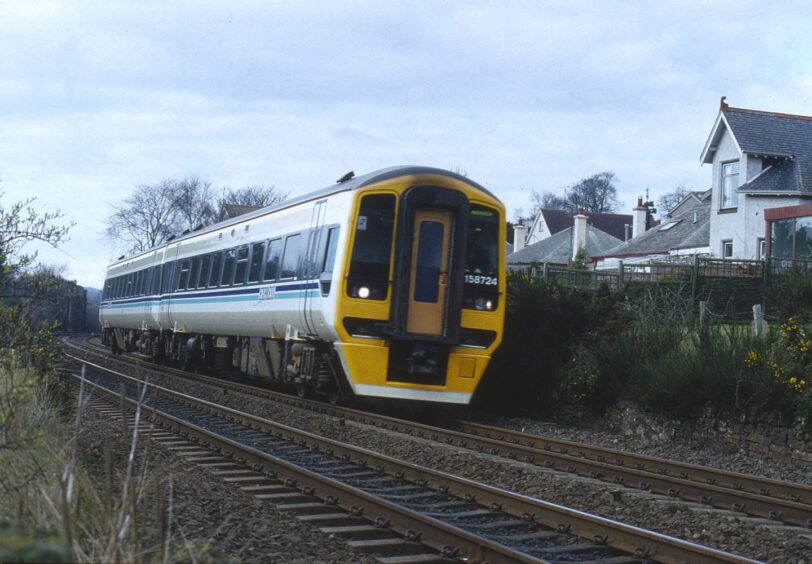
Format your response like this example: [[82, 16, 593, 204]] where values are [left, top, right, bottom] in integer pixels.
[[67, 355, 754, 563], [64, 335, 812, 533]]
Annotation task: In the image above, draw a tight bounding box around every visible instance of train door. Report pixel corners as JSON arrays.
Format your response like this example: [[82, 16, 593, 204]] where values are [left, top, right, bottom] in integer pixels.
[[300, 200, 327, 335], [406, 207, 453, 336]]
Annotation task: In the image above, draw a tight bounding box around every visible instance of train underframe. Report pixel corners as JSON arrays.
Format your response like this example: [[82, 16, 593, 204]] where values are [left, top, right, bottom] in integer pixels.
[[102, 327, 351, 404]]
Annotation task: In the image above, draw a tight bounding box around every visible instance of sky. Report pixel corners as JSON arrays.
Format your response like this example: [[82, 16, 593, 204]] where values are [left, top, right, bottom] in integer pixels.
[[2, 0, 811, 288]]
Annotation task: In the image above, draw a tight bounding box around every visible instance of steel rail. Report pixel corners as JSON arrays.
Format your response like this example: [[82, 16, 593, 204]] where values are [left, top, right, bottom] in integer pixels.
[[457, 420, 812, 506], [69, 356, 755, 564], [64, 336, 812, 529]]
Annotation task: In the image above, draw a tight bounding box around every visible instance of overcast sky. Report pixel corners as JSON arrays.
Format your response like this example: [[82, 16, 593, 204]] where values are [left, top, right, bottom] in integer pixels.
[[2, 1, 811, 288]]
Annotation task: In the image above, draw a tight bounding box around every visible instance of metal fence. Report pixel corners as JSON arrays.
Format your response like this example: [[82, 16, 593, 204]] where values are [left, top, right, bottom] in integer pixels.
[[528, 256, 812, 318]]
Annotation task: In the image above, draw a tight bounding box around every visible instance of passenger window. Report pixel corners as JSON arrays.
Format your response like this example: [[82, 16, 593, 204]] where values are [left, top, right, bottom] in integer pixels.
[[209, 252, 223, 287], [190, 256, 201, 289], [221, 249, 236, 286], [233, 246, 249, 285], [281, 234, 302, 279], [248, 242, 265, 283], [177, 260, 191, 291], [126, 273, 133, 297], [199, 255, 212, 289], [322, 227, 340, 273], [263, 239, 283, 281]]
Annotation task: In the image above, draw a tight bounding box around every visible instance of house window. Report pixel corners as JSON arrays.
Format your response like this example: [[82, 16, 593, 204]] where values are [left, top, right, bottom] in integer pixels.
[[757, 238, 766, 259], [721, 161, 739, 209], [722, 240, 733, 258]]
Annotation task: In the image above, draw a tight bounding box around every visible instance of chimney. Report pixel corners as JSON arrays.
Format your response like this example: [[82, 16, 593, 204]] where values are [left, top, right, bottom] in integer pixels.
[[513, 220, 529, 252], [572, 208, 588, 260], [632, 197, 647, 238]]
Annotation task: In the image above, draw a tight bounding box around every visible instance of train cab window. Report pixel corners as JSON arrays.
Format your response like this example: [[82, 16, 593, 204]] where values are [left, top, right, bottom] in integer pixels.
[[190, 256, 202, 290], [281, 234, 302, 279], [463, 205, 500, 311], [208, 252, 223, 287], [233, 246, 249, 285], [347, 194, 395, 300], [199, 255, 212, 289], [221, 248, 237, 286], [248, 242, 265, 283], [263, 239, 283, 281], [177, 260, 191, 291]]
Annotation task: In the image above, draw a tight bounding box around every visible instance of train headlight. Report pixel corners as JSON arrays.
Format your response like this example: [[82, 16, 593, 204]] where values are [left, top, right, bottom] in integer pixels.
[[485, 299, 493, 310], [473, 298, 495, 311], [358, 286, 370, 299]]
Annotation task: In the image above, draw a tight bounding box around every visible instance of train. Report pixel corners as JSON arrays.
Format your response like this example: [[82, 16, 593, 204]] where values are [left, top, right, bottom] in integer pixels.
[[99, 166, 505, 404]]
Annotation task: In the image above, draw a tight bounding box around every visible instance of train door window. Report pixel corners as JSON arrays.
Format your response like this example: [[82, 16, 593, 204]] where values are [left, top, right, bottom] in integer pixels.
[[248, 242, 265, 283], [177, 260, 191, 291], [463, 205, 500, 311], [233, 246, 249, 285], [280, 234, 302, 279], [347, 194, 396, 300], [190, 256, 202, 290], [171, 261, 181, 292], [209, 252, 223, 287], [156, 264, 165, 294], [322, 227, 340, 274], [161, 263, 172, 293], [263, 239, 283, 281], [199, 255, 212, 289], [221, 248, 237, 286]]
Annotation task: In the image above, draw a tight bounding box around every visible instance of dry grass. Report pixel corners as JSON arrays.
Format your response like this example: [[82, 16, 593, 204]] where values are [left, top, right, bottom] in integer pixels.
[[0, 363, 219, 563]]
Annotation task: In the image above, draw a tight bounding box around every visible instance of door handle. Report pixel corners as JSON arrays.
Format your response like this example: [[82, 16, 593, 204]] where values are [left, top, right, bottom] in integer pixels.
[[438, 272, 448, 286]]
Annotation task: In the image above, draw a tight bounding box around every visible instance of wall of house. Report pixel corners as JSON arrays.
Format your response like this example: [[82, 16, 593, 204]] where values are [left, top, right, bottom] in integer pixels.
[[709, 127, 743, 256], [526, 216, 551, 245], [741, 195, 804, 258]]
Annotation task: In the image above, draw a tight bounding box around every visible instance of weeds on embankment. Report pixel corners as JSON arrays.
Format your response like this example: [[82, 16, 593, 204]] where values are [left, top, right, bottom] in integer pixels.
[[0, 362, 218, 562]]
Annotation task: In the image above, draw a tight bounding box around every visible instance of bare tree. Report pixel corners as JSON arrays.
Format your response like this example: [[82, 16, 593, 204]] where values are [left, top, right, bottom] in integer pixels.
[[173, 176, 217, 230], [217, 185, 288, 209], [530, 189, 570, 216], [566, 172, 619, 213], [0, 194, 74, 275], [106, 181, 180, 254], [657, 183, 691, 217]]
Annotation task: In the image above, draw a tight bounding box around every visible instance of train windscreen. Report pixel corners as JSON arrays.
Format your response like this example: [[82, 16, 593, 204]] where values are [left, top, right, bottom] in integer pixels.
[[347, 194, 396, 300], [463, 205, 499, 310]]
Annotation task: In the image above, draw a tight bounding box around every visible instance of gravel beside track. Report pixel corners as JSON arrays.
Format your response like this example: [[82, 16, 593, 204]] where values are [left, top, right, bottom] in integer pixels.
[[73, 393, 378, 563], [468, 411, 812, 487]]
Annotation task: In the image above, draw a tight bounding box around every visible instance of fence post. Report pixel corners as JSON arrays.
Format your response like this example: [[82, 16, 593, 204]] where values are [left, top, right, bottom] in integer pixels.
[[699, 300, 708, 333], [752, 304, 765, 337], [691, 254, 700, 304], [618, 260, 624, 292]]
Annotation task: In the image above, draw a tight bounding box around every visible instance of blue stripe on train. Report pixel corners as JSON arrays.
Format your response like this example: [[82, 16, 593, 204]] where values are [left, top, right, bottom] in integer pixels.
[[100, 283, 320, 309]]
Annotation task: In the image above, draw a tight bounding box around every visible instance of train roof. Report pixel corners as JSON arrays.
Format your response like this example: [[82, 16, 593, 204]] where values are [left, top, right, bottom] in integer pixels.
[[107, 166, 497, 268]]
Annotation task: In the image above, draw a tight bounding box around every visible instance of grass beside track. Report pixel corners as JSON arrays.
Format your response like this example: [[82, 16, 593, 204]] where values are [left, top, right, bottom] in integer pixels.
[[0, 363, 218, 563]]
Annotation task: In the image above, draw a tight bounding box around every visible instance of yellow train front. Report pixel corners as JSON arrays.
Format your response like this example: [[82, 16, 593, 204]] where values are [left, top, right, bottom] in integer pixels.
[[333, 167, 505, 404]]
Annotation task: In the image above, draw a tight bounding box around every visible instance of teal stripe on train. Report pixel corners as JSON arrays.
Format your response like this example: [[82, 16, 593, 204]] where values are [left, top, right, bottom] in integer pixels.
[[100, 290, 320, 309]]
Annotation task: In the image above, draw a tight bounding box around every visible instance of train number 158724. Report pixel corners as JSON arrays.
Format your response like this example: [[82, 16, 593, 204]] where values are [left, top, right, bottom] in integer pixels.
[[464, 274, 498, 286]]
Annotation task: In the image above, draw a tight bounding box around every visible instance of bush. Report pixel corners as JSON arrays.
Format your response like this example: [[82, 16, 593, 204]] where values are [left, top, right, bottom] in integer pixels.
[[475, 271, 592, 411]]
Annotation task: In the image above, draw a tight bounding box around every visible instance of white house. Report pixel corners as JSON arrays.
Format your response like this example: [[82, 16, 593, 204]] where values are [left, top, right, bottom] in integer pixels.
[[700, 98, 812, 260]]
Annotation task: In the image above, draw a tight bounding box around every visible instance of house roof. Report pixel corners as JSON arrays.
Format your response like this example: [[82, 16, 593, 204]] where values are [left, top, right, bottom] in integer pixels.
[[531, 208, 633, 241], [595, 195, 710, 258], [508, 224, 622, 265], [668, 190, 709, 217], [701, 104, 812, 195]]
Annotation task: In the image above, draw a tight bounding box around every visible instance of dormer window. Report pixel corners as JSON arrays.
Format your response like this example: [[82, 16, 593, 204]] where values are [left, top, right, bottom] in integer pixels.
[[721, 161, 739, 209]]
